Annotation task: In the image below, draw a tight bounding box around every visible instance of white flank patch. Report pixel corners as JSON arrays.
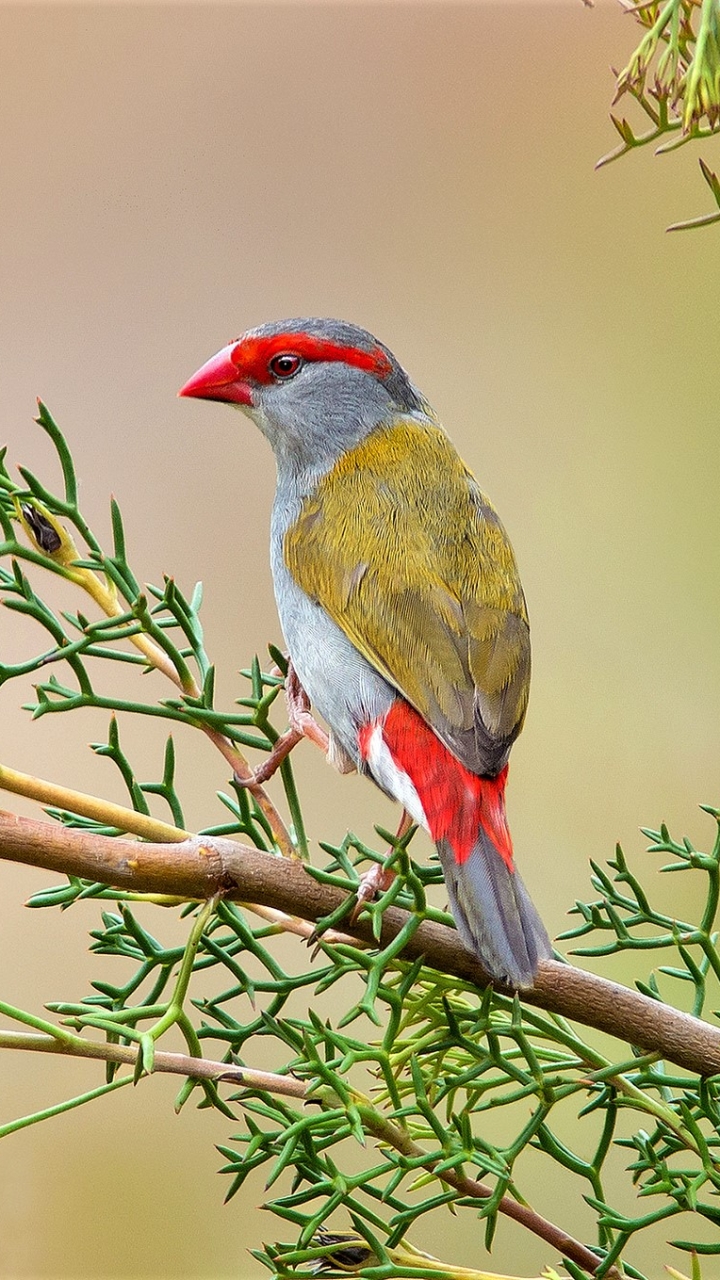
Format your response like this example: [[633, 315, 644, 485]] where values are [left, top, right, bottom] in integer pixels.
[[364, 725, 429, 831]]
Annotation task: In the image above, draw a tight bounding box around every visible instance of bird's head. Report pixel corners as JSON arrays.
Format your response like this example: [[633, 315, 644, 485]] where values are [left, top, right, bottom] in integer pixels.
[[179, 318, 427, 472]]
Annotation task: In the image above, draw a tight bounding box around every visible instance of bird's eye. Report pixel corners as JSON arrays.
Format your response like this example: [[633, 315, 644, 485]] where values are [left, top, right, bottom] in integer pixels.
[[269, 352, 302, 380]]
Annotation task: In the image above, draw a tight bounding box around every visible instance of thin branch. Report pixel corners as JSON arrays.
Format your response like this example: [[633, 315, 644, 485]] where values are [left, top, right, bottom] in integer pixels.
[[0, 763, 188, 842], [0, 1027, 614, 1277], [0, 1029, 307, 1096], [1, 811, 719, 1078]]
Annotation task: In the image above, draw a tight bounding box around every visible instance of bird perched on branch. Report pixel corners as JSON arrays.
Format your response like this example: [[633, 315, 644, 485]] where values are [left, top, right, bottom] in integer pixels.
[[179, 318, 551, 988]]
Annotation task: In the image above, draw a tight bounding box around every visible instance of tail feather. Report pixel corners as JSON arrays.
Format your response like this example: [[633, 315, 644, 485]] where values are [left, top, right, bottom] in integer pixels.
[[362, 698, 552, 989], [437, 831, 552, 989]]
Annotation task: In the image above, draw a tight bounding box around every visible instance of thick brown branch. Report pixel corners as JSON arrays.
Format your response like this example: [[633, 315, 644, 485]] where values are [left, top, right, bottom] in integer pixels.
[[2, 811, 720, 1076]]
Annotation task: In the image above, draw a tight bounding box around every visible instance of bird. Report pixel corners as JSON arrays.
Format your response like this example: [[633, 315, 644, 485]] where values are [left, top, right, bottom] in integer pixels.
[[179, 318, 552, 988]]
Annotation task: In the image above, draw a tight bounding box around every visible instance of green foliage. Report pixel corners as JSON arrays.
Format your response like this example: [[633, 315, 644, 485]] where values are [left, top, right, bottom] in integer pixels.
[[563, 823, 720, 1017], [602, 0, 720, 231], [1, 412, 719, 1279]]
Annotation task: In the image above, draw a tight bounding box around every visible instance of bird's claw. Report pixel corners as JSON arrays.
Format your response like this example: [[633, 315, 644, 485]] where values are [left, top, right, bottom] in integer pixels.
[[233, 726, 304, 788], [285, 663, 329, 753], [350, 863, 397, 923], [234, 662, 329, 789]]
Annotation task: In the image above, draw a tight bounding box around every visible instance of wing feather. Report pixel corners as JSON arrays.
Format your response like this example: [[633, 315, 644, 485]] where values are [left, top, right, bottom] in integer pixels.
[[284, 420, 530, 775]]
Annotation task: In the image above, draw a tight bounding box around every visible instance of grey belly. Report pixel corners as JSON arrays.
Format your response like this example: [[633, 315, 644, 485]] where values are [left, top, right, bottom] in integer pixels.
[[271, 554, 395, 766]]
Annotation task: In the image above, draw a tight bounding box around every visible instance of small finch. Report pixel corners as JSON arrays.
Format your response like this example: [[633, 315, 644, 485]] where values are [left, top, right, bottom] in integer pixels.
[[180, 319, 551, 988]]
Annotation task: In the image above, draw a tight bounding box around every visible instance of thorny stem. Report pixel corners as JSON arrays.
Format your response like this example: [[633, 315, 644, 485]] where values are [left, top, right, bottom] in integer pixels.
[[0, 1074, 133, 1139], [9, 504, 295, 856], [0, 1028, 614, 1277], [516, 1009, 699, 1153], [81, 572, 296, 856], [352, 1100, 615, 1278], [125, 893, 221, 1072]]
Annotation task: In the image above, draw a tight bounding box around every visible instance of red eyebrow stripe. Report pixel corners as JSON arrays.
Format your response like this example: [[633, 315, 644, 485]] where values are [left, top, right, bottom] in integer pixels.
[[229, 332, 393, 382]]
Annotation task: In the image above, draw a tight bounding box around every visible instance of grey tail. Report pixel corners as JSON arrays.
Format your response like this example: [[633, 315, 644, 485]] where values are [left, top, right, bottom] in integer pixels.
[[436, 832, 552, 990]]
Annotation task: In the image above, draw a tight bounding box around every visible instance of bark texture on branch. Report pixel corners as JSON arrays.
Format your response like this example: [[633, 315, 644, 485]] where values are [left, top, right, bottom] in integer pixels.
[[2, 810, 719, 1077]]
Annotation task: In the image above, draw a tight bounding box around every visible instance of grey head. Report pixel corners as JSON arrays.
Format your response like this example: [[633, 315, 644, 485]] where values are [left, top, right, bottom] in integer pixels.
[[178, 317, 430, 479]]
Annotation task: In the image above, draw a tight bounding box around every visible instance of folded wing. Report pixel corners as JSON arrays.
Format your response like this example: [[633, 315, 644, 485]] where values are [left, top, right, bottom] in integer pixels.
[[283, 419, 530, 776]]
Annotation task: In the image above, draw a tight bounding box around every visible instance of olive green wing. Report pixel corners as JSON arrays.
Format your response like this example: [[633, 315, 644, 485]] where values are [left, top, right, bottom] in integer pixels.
[[283, 420, 530, 775]]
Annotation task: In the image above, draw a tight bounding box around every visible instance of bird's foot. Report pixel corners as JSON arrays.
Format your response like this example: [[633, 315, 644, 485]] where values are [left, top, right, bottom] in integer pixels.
[[234, 661, 329, 788], [234, 726, 303, 788], [285, 662, 329, 753], [351, 810, 413, 920], [353, 862, 397, 914]]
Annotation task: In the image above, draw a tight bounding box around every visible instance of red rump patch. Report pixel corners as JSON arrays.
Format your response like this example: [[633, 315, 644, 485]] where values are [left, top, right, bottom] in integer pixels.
[[230, 332, 393, 384], [378, 700, 514, 870], [357, 722, 374, 761]]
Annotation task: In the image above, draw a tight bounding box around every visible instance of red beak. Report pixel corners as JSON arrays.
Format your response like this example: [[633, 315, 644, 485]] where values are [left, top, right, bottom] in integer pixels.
[[178, 343, 253, 405]]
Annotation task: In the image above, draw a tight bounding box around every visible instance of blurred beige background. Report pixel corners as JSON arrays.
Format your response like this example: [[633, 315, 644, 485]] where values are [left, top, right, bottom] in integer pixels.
[[1, 2, 719, 1276]]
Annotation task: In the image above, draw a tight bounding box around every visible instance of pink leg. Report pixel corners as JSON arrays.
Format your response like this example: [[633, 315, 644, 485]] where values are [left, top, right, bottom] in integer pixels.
[[235, 661, 329, 787], [353, 810, 414, 915], [284, 663, 329, 753]]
